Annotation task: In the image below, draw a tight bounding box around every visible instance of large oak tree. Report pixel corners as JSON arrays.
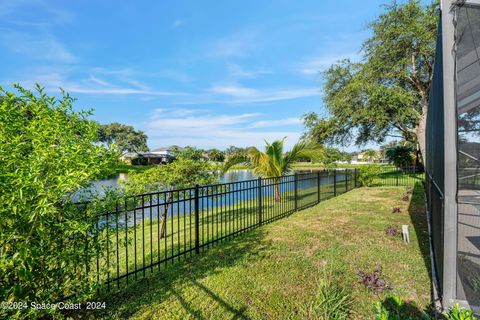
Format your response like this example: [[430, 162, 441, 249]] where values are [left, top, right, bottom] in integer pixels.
[[303, 0, 438, 163]]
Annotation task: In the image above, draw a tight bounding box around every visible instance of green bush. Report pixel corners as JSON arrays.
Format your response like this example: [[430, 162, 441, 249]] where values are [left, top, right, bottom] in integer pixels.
[[359, 165, 383, 186], [0, 85, 118, 318], [443, 304, 477, 320]]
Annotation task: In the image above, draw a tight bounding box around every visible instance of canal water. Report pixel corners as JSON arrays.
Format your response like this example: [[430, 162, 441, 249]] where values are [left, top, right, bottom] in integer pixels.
[[82, 169, 349, 227]]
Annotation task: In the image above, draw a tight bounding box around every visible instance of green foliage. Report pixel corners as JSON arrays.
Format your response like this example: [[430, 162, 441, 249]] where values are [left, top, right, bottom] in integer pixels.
[[206, 149, 225, 162], [98, 122, 149, 153], [224, 145, 247, 158], [121, 157, 218, 194], [374, 295, 434, 320], [386, 145, 415, 168], [0, 85, 118, 317], [223, 138, 324, 178], [359, 165, 383, 187], [302, 279, 351, 320], [304, 0, 438, 161], [321, 147, 343, 165], [175, 146, 205, 161], [443, 304, 478, 320], [223, 138, 324, 201]]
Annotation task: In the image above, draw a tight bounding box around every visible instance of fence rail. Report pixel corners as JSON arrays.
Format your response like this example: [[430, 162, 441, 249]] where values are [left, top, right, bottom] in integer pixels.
[[81, 166, 422, 293]]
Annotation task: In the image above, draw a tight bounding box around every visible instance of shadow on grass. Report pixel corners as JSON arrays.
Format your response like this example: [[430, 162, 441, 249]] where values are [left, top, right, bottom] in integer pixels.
[[377, 295, 435, 319], [407, 182, 432, 282], [87, 229, 266, 319]]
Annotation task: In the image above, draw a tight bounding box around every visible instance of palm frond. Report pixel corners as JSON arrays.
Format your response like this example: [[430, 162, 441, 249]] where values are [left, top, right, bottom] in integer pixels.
[[221, 152, 249, 173], [283, 141, 325, 172]]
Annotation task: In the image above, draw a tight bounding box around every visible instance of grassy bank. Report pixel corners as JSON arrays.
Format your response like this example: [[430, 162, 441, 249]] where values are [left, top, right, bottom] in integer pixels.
[[91, 183, 431, 319], [114, 163, 155, 174]]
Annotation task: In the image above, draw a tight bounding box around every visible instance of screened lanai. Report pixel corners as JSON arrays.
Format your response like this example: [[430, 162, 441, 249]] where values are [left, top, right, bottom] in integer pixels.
[[426, 0, 480, 312]]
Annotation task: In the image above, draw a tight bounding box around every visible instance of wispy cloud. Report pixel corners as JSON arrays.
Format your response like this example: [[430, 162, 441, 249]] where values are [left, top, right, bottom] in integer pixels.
[[208, 30, 258, 58], [200, 83, 320, 104], [250, 117, 302, 128], [171, 19, 185, 28], [297, 52, 361, 75], [226, 63, 272, 80], [0, 29, 77, 63], [14, 70, 187, 97], [145, 108, 302, 149]]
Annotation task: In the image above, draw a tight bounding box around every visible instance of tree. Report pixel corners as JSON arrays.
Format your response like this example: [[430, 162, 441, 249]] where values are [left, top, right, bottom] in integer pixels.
[[207, 149, 225, 162], [222, 138, 324, 202], [176, 146, 205, 161], [0, 85, 118, 317], [98, 122, 149, 153], [362, 149, 380, 163], [321, 147, 343, 166], [121, 158, 218, 237], [225, 146, 247, 157], [303, 0, 438, 164], [386, 145, 415, 168]]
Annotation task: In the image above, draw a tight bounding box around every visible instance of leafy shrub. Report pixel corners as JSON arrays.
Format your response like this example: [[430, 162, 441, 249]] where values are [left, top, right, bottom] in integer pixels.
[[357, 265, 392, 293], [443, 304, 477, 320], [0, 85, 118, 318], [385, 226, 399, 236], [359, 165, 383, 187], [392, 207, 401, 213], [302, 279, 352, 320], [385, 145, 415, 168]]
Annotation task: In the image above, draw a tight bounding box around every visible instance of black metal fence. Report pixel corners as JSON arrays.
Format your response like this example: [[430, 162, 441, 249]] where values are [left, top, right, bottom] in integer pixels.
[[366, 166, 424, 187], [82, 167, 422, 293]]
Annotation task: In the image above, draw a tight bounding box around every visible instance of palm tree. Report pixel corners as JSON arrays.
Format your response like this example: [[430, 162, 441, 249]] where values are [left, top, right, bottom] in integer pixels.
[[362, 149, 379, 163], [222, 138, 324, 202]]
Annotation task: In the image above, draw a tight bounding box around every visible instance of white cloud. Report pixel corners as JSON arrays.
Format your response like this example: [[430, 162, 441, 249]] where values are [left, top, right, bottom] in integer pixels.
[[197, 84, 320, 104], [0, 30, 77, 63], [171, 19, 185, 28], [145, 108, 302, 149], [298, 52, 361, 75], [15, 71, 187, 97], [251, 117, 302, 128], [226, 63, 271, 79]]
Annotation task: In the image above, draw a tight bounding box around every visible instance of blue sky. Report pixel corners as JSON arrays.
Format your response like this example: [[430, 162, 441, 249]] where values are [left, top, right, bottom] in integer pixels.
[[0, 0, 391, 150]]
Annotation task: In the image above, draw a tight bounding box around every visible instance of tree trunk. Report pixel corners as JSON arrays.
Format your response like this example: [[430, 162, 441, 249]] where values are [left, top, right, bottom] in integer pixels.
[[416, 111, 427, 166], [159, 191, 172, 238], [274, 182, 281, 202]]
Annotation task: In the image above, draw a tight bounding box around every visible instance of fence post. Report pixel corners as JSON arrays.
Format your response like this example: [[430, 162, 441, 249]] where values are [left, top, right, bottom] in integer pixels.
[[294, 173, 298, 211], [396, 168, 399, 186], [333, 169, 337, 197], [194, 184, 200, 254], [258, 177, 263, 226], [354, 168, 357, 188], [317, 170, 321, 203], [345, 169, 349, 192]]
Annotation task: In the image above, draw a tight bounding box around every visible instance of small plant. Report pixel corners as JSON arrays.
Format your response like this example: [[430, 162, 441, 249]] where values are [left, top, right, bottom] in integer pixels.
[[392, 207, 401, 213], [374, 295, 434, 320], [385, 226, 399, 236], [402, 193, 410, 201], [443, 303, 477, 320], [406, 186, 413, 194], [302, 279, 352, 320], [357, 265, 392, 293]]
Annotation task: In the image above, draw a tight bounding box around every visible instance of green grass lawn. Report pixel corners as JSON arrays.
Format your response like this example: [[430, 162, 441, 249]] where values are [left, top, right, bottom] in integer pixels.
[[94, 181, 341, 286], [90, 183, 431, 319]]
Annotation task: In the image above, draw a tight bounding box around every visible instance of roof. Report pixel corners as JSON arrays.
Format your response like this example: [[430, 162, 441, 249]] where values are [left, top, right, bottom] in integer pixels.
[[121, 152, 172, 158], [151, 145, 183, 152]]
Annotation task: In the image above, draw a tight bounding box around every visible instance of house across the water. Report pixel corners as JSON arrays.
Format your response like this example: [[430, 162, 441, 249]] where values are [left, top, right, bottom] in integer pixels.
[[120, 146, 181, 165]]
